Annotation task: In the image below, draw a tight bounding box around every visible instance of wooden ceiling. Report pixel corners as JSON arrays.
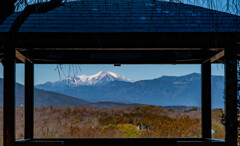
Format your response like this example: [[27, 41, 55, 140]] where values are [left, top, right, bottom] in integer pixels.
[[0, 0, 239, 64]]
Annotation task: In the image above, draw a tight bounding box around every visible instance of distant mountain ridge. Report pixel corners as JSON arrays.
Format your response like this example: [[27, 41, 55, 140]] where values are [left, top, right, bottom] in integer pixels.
[[40, 71, 133, 87], [0, 78, 89, 107], [36, 72, 224, 108], [0, 78, 144, 108]]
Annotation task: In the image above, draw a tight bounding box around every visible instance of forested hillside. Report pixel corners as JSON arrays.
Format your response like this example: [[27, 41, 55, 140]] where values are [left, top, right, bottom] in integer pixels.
[[8, 105, 225, 141]]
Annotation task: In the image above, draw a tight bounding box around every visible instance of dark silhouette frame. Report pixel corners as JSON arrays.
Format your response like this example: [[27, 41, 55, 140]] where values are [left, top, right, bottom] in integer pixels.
[[0, 0, 239, 145], [1, 32, 237, 146]]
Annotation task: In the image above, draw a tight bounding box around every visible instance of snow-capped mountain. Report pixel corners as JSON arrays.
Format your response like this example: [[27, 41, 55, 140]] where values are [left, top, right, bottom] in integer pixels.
[[36, 73, 224, 108], [38, 71, 134, 87], [68, 71, 134, 86]]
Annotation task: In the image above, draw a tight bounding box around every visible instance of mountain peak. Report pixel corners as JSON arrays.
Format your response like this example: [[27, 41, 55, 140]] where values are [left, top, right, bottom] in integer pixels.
[[180, 72, 200, 79], [88, 71, 120, 79], [48, 71, 134, 86]]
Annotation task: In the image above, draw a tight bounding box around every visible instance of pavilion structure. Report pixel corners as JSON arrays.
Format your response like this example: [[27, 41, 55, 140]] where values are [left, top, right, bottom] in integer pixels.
[[0, 0, 239, 146]]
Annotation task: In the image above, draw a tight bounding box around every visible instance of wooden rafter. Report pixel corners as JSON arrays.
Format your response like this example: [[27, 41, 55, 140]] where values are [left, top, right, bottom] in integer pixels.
[[210, 50, 224, 63], [203, 50, 224, 63], [15, 50, 33, 63]]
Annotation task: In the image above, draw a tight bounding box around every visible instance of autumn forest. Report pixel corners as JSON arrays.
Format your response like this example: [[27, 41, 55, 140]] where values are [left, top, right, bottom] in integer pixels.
[[3, 105, 223, 141]]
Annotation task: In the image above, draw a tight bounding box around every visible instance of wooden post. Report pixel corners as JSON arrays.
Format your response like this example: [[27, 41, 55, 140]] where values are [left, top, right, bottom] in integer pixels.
[[224, 46, 238, 146], [3, 47, 16, 146], [201, 60, 212, 139], [24, 61, 34, 139]]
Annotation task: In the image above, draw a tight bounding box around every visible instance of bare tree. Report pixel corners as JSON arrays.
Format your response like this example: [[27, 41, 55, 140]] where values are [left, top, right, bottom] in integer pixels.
[[1, 0, 63, 49]]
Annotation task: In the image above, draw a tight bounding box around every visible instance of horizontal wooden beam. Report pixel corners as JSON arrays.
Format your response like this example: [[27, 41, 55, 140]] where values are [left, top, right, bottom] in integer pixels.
[[15, 138, 226, 146], [17, 49, 220, 64], [17, 48, 224, 51], [0, 32, 232, 48], [15, 141, 64, 146]]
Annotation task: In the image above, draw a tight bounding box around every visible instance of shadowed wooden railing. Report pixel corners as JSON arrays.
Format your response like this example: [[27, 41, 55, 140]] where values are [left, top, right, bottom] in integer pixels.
[[15, 138, 226, 146]]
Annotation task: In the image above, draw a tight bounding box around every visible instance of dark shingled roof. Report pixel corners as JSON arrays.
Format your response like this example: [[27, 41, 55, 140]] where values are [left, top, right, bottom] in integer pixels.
[[0, 0, 240, 32]]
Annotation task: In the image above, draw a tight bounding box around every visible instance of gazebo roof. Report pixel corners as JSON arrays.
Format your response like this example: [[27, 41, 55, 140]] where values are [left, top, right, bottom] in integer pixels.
[[0, 0, 239, 64], [0, 0, 240, 32]]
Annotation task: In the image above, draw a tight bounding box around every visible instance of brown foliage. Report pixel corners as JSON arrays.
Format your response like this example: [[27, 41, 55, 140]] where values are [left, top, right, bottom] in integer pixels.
[[0, 105, 226, 146]]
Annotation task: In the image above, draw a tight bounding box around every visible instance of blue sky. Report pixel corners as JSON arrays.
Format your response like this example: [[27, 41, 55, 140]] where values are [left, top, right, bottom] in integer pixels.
[[177, 0, 239, 15], [0, 64, 224, 85]]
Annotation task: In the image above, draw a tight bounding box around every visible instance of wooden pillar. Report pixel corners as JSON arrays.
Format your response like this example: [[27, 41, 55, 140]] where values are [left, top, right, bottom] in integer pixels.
[[3, 47, 16, 146], [224, 46, 238, 146], [201, 60, 212, 139], [24, 61, 34, 139]]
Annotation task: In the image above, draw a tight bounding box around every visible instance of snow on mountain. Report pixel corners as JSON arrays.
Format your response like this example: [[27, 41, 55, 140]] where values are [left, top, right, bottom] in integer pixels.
[[36, 73, 224, 108], [68, 71, 134, 86], [42, 71, 134, 87]]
